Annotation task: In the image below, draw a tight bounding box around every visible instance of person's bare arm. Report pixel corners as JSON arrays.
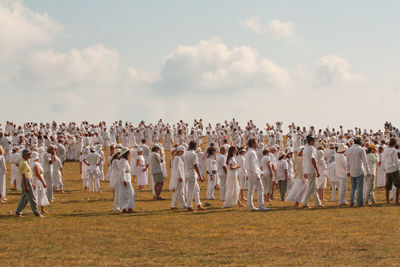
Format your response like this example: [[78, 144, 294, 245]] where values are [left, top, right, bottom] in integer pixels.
[[194, 164, 203, 181], [311, 158, 320, 177], [34, 165, 47, 188]]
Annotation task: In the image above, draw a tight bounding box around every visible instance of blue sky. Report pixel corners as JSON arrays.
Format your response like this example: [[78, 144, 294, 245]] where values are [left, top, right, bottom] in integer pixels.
[[1, 0, 399, 130]]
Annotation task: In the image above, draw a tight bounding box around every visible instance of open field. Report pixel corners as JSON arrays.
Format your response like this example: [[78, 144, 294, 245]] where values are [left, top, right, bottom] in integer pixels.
[[1, 148, 400, 266]]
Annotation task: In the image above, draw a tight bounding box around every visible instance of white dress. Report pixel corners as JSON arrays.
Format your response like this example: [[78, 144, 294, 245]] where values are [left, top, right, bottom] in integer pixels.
[[31, 162, 49, 207], [286, 156, 307, 202], [0, 155, 6, 197], [52, 157, 63, 187], [10, 153, 21, 190], [118, 158, 135, 209], [377, 153, 386, 187], [136, 155, 148, 186], [223, 157, 240, 208]]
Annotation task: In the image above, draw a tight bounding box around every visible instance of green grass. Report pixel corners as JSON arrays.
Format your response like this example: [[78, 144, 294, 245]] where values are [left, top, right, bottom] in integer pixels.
[[1, 150, 400, 266]]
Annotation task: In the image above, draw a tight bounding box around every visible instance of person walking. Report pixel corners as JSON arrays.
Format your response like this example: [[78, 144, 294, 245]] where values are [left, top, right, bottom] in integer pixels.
[[383, 138, 400, 204], [16, 150, 44, 217], [346, 137, 370, 207]]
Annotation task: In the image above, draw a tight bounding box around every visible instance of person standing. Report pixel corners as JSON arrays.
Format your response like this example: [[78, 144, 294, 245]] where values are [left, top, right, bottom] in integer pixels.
[[335, 144, 348, 206], [83, 146, 102, 193], [245, 138, 269, 211], [16, 150, 43, 217], [217, 146, 228, 201], [170, 146, 187, 209], [118, 147, 136, 213], [275, 151, 288, 201], [365, 144, 379, 204], [205, 147, 217, 200], [184, 141, 206, 211], [346, 137, 370, 207], [42, 145, 56, 201], [30, 152, 49, 214], [302, 135, 323, 208], [0, 146, 6, 202], [149, 145, 165, 200], [223, 146, 243, 208], [383, 138, 400, 204]]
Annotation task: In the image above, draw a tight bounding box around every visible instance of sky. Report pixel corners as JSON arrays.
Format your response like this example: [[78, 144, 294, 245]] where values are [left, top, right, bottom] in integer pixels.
[[1, 0, 399, 130]]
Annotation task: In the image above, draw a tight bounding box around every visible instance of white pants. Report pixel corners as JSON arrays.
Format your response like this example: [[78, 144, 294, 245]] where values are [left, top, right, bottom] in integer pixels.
[[247, 172, 264, 209], [186, 177, 201, 208], [302, 173, 321, 206], [330, 181, 339, 202], [219, 174, 227, 201], [338, 176, 347, 204], [88, 172, 101, 192], [206, 174, 215, 199], [171, 180, 187, 208], [113, 183, 120, 210]]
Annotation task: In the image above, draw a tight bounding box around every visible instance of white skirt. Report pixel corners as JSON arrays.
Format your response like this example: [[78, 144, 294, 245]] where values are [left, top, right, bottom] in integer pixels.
[[286, 178, 307, 202], [119, 180, 135, 209]]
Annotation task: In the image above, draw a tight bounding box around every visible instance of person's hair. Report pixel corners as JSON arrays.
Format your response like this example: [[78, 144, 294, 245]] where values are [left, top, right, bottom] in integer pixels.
[[207, 147, 216, 157], [278, 154, 286, 160], [152, 146, 160, 152], [0, 146, 4, 156], [366, 147, 372, 154], [306, 135, 314, 144], [188, 140, 197, 150], [141, 139, 146, 144], [354, 137, 362, 145], [247, 138, 256, 148], [111, 152, 120, 163], [389, 137, 397, 147], [121, 151, 129, 160], [263, 149, 269, 155], [226, 146, 237, 165], [220, 146, 226, 154]]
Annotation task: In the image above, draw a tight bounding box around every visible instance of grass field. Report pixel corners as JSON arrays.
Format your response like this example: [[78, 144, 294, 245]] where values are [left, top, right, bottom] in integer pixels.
[[1, 147, 400, 266]]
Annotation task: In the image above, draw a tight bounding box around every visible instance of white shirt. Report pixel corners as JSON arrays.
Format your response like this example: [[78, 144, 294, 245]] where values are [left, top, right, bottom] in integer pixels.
[[303, 144, 317, 175], [383, 147, 400, 173], [346, 144, 370, 177], [42, 152, 53, 173], [275, 159, 288, 181], [84, 152, 101, 171], [260, 155, 272, 177], [245, 148, 262, 176], [216, 154, 227, 176], [183, 150, 198, 178]]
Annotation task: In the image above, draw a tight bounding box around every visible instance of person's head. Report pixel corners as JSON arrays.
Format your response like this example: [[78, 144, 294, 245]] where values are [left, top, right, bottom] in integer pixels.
[[238, 147, 246, 155], [120, 148, 130, 160], [207, 147, 216, 157], [262, 148, 269, 156], [306, 135, 315, 145], [389, 137, 397, 147], [247, 138, 257, 149], [220, 146, 227, 155], [277, 151, 286, 160], [367, 144, 377, 154], [354, 136, 362, 145], [176, 146, 185, 156], [188, 140, 197, 151], [22, 149, 31, 160], [141, 139, 146, 144], [152, 145, 160, 153], [226, 146, 237, 165], [137, 148, 143, 155]]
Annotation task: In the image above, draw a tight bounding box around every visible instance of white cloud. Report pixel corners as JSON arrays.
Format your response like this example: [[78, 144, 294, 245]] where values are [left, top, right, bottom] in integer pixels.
[[0, 0, 63, 62], [314, 54, 364, 86], [267, 19, 295, 38], [242, 17, 295, 38], [157, 38, 291, 93]]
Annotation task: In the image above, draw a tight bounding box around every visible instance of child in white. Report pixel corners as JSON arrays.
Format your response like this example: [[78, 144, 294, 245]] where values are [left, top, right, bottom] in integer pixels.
[[170, 146, 187, 209], [52, 156, 64, 193]]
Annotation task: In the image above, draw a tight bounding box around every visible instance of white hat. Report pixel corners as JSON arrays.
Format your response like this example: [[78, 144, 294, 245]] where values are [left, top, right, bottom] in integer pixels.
[[137, 147, 143, 152], [112, 148, 121, 157], [270, 145, 277, 150], [277, 151, 286, 159], [177, 145, 185, 152], [120, 147, 129, 156], [337, 143, 348, 153]]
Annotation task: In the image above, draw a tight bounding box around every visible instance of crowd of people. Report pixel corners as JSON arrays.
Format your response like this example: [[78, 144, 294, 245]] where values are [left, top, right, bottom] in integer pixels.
[[0, 120, 399, 217]]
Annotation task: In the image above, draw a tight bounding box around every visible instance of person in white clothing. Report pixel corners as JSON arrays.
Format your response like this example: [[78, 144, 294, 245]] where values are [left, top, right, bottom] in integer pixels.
[[365, 144, 379, 204], [83, 146, 102, 193], [245, 138, 269, 211], [0, 146, 7, 202], [136, 148, 148, 191], [118, 147, 136, 213], [183, 141, 206, 211], [170, 146, 187, 209], [316, 149, 327, 201], [52, 156, 64, 193], [223, 146, 243, 208], [335, 143, 348, 206], [383, 138, 400, 204], [275, 151, 288, 201], [302, 135, 323, 208], [260, 148, 273, 202], [205, 147, 217, 200], [30, 152, 49, 213], [217, 147, 228, 201], [237, 148, 248, 202]]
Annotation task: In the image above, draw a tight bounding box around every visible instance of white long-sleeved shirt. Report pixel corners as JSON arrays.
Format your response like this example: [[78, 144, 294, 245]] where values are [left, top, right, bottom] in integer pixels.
[[303, 144, 317, 175], [335, 153, 347, 178], [346, 144, 370, 177], [383, 147, 400, 173], [172, 155, 184, 189], [216, 154, 227, 176], [245, 148, 262, 176]]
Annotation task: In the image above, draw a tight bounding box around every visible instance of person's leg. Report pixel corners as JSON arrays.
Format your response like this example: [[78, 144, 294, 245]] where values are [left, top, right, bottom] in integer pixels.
[[194, 180, 203, 209], [370, 175, 376, 203], [219, 175, 227, 201], [44, 172, 53, 200], [254, 176, 265, 208], [95, 178, 101, 192], [310, 175, 322, 206], [16, 181, 29, 215], [247, 178, 255, 209], [26, 180, 40, 216], [186, 178, 195, 210], [385, 173, 392, 204], [302, 175, 313, 207], [158, 182, 164, 198], [206, 175, 215, 199], [356, 174, 364, 206], [350, 177, 356, 205]]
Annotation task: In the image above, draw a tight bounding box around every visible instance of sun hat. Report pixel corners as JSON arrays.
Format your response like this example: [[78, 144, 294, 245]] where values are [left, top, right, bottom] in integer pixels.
[[337, 143, 348, 153], [277, 151, 286, 159]]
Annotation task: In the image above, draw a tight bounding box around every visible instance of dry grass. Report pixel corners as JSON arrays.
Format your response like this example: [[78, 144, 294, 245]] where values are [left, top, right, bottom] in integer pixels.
[[1, 147, 400, 266]]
